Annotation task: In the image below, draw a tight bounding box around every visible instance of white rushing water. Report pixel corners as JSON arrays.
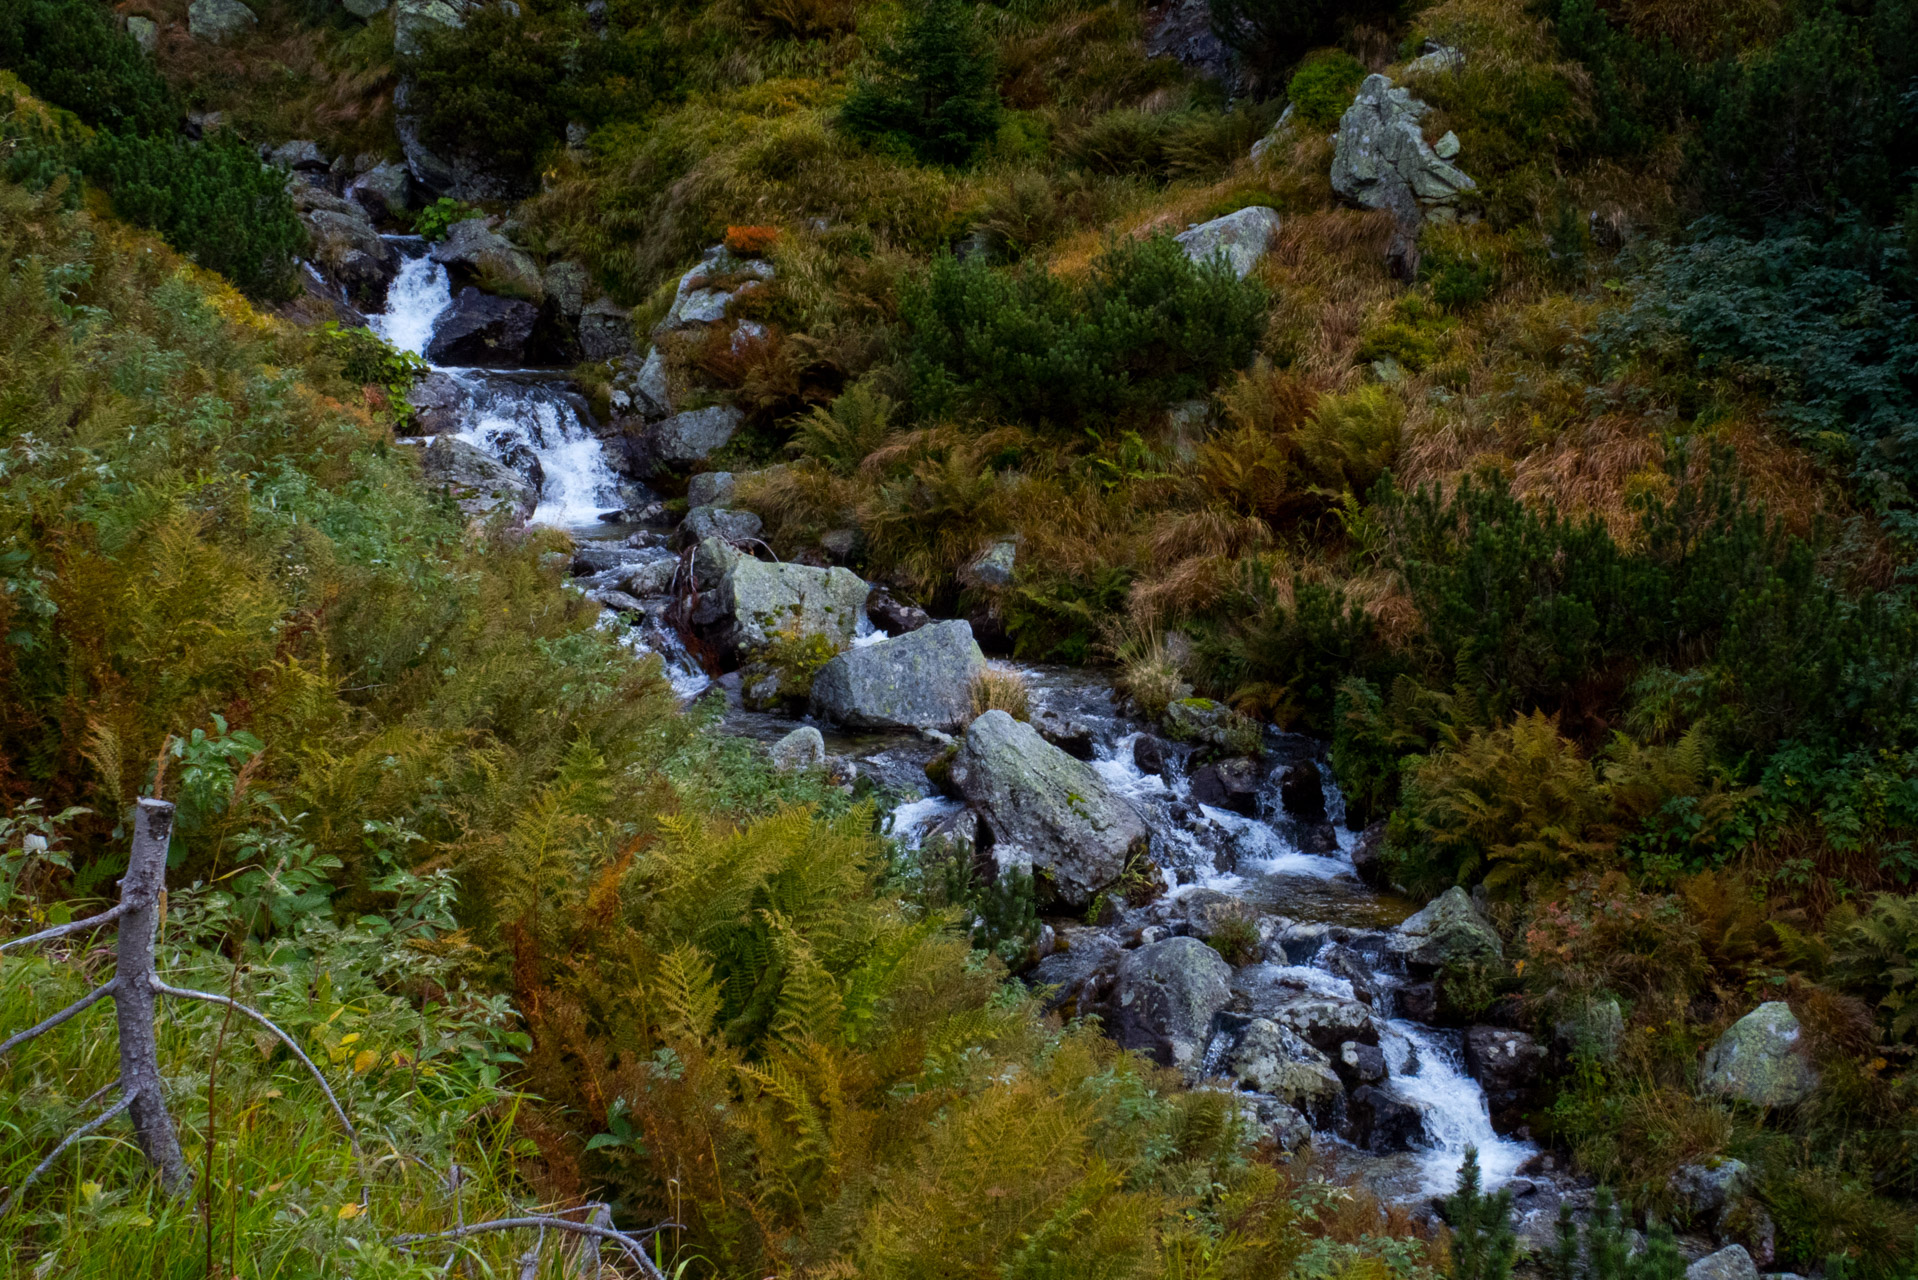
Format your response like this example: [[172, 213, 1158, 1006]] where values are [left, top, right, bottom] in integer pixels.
[[372, 240, 630, 531]]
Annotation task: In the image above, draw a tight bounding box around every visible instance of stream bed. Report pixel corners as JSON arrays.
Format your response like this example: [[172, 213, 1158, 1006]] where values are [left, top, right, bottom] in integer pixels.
[[368, 255, 1541, 1210]]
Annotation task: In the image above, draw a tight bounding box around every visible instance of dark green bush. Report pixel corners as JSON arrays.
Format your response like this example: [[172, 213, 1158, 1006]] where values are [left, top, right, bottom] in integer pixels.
[[839, 0, 1000, 167], [903, 233, 1268, 428], [85, 131, 306, 300], [406, 2, 674, 182], [0, 0, 178, 137], [1536, 0, 1694, 159], [1286, 50, 1366, 129]]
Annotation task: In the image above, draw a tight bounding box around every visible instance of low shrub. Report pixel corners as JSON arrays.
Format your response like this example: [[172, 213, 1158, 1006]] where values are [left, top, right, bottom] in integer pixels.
[[84, 130, 306, 300], [0, 0, 177, 137], [1286, 50, 1367, 129], [904, 233, 1268, 429], [839, 0, 1000, 167]]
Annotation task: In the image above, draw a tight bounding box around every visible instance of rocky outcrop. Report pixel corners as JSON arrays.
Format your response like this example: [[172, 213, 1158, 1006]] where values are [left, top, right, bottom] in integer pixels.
[[770, 726, 826, 772], [1700, 1002, 1819, 1107], [656, 248, 774, 333], [1387, 886, 1503, 971], [429, 219, 544, 303], [420, 435, 534, 519], [189, 0, 257, 42], [127, 15, 159, 51], [426, 288, 539, 366], [636, 405, 744, 474], [1143, 0, 1233, 84], [950, 710, 1150, 908], [393, 79, 518, 202], [1331, 75, 1476, 218], [1174, 206, 1281, 280], [1669, 1159, 1752, 1225], [810, 620, 987, 732], [1114, 936, 1232, 1075]]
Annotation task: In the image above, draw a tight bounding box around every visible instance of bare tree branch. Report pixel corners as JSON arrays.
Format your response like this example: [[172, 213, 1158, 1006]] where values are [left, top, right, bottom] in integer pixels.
[[0, 1084, 132, 1217], [579, 1202, 613, 1279], [0, 902, 128, 953], [392, 1216, 673, 1280], [0, 978, 117, 1061], [148, 978, 363, 1168]]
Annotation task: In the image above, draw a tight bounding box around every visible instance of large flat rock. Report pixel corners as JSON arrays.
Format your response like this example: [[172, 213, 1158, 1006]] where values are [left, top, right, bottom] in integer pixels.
[[810, 620, 986, 732]]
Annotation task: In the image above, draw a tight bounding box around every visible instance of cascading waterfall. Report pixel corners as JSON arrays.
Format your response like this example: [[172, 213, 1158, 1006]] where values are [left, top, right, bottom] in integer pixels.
[[372, 237, 629, 530]]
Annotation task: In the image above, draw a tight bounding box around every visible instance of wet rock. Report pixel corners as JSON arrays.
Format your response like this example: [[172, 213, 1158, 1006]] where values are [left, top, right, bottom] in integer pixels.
[[1028, 927, 1123, 1018], [296, 190, 399, 311], [951, 710, 1150, 909], [717, 557, 867, 661], [1669, 1160, 1752, 1225], [1225, 1018, 1345, 1120], [686, 471, 736, 508], [420, 435, 534, 520], [1387, 886, 1503, 972], [1174, 206, 1281, 280], [1464, 1027, 1546, 1095], [1398, 981, 1439, 1024], [1331, 75, 1477, 217], [1279, 760, 1327, 821], [189, 0, 257, 42], [810, 620, 986, 733], [1686, 1246, 1758, 1280], [1143, 0, 1233, 85], [426, 287, 539, 366], [579, 297, 634, 360], [866, 587, 930, 635], [629, 346, 672, 417], [622, 557, 678, 597], [1162, 698, 1260, 752], [589, 588, 644, 614], [542, 261, 588, 321], [1132, 734, 1170, 777], [1190, 758, 1261, 816], [1115, 937, 1233, 1076], [1700, 1002, 1819, 1108], [638, 405, 745, 473], [1033, 709, 1095, 761], [430, 219, 544, 304], [1293, 821, 1341, 854], [1336, 1039, 1388, 1087], [1243, 1095, 1314, 1151], [571, 543, 652, 575], [346, 161, 413, 221], [1319, 945, 1380, 1006], [770, 726, 826, 772], [1346, 1084, 1424, 1153], [676, 506, 762, 548], [1351, 823, 1390, 889]]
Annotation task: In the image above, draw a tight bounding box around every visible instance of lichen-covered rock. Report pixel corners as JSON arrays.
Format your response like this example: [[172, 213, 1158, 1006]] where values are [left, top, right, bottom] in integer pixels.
[[963, 537, 1019, 587], [1225, 1018, 1345, 1118], [395, 0, 466, 55], [810, 620, 987, 732], [1270, 997, 1378, 1051], [1686, 1245, 1758, 1280], [951, 710, 1150, 908], [293, 188, 399, 310], [770, 726, 826, 772], [640, 405, 744, 471], [686, 471, 736, 508], [410, 371, 471, 435], [633, 346, 673, 416], [430, 219, 544, 303], [542, 261, 588, 319], [189, 0, 257, 42], [1700, 1002, 1819, 1107], [1027, 927, 1123, 1018], [1162, 698, 1261, 752], [1669, 1159, 1752, 1223], [126, 14, 159, 51], [268, 140, 330, 172], [1387, 885, 1503, 971], [1114, 937, 1232, 1076], [1331, 74, 1476, 216], [1174, 206, 1282, 279], [420, 435, 534, 519], [719, 557, 868, 659], [657, 247, 774, 332], [341, 0, 388, 18], [1464, 1027, 1546, 1095], [1405, 43, 1465, 76], [425, 287, 539, 366]]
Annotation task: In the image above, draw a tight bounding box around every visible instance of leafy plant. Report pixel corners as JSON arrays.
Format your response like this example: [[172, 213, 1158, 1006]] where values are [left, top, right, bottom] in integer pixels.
[[320, 324, 430, 427], [1831, 894, 1918, 1043], [413, 196, 479, 243], [1287, 50, 1367, 129]]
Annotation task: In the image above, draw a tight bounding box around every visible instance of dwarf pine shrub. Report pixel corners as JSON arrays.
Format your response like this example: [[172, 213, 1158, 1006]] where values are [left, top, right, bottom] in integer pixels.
[[839, 0, 1000, 167], [0, 0, 177, 137]]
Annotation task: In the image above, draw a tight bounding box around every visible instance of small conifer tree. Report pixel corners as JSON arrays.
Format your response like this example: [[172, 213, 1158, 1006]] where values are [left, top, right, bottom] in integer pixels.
[[840, 0, 1000, 167], [1446, 1148, 1519, 1280]]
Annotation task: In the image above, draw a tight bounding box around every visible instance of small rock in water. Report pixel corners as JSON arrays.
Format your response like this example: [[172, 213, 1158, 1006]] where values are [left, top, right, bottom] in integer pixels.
[[1190, 758, 1261, 815], [1132, 733, 1170, 777], [809, 619, 986, 733], [1114, 936, 1233, 1078], [770, 726, 826, 772], [1279, 760, 1327, 821], [866, 587, 930, 635], [1336, 1039, 1388, 1086], [589, 589, 645, 614]]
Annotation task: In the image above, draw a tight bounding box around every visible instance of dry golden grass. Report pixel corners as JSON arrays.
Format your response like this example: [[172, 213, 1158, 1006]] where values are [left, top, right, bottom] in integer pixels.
[[970, 666, 1031, 721]]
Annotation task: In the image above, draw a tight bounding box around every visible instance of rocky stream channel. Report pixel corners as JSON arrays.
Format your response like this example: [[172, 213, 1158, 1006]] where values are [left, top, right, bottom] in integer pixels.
[[351, 239, 1609, 1239]]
